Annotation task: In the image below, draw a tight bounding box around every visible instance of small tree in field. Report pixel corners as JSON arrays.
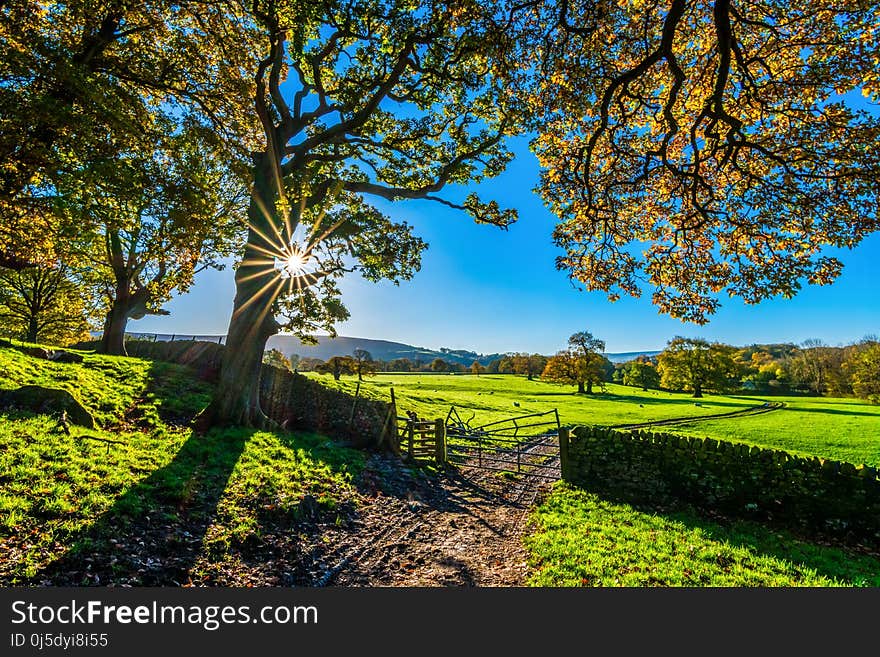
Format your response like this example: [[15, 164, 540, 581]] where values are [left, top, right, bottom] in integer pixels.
[[470, 361, 485, 376], [485, 359, 502, 374], [846, 343, 880, 404], [351, 349, 377, 382], [621, 359, 660, 391], [297, 357, 324, 372], [263, 348, 293, 372], [316, 356, 354, 381], [431, 358, 450, 373], [657, 338, 738, 398], [388, 358, 413, 372], [560, 331, 608, 393], [541, 349, 606, 394], [512, 353, 547, 380]]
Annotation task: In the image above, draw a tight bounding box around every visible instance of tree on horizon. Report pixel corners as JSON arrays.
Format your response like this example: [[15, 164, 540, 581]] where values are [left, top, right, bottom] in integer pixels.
[[657, 337, 739, 398]]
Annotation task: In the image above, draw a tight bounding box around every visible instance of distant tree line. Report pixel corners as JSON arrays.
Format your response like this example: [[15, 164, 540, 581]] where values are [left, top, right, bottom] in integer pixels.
[[611, 336, 880, 404], [264, 331, 880, 406], [264, 350, 553, 377]]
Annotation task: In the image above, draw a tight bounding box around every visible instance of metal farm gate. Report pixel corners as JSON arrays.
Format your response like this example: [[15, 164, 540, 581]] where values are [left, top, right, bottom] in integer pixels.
[[443, 407, 562, 482]]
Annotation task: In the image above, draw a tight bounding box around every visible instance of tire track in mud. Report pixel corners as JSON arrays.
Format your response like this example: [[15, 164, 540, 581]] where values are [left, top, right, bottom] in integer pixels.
[[610, 401, 784, 431], [308, 436, 560, 587]]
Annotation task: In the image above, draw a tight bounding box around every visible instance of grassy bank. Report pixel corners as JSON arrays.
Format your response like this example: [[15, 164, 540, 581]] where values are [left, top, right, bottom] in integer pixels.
[[525, 484, 880, 587], [0, 344, 362, 585]]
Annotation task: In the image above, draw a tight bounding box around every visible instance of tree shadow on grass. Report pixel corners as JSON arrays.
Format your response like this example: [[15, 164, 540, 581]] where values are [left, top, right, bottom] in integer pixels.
[[770, 406, 880, 419], [30, 428, 252, 586], [194, 430, 369, 586], [594, 392, 755, 410]]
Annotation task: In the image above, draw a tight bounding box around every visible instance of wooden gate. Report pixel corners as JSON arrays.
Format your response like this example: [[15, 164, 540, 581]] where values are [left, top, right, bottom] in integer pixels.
[[396, 415, 447, 463]]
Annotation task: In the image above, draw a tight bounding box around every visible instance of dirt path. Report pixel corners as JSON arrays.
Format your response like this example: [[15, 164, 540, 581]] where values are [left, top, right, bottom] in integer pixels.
[[610, 400, 784, 431], [299, 402, 786, 587], [299, 451, 558, 587]]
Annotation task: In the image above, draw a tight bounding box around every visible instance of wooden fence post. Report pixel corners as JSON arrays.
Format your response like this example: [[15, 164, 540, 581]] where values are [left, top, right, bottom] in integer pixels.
[[407, 421, 414, 459], [347, 381, 361, 434], [434, 418, 447, 465], [558, 426, 570, 481]]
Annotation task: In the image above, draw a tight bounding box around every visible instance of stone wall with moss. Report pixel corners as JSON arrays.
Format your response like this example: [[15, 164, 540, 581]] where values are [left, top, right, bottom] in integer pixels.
[[562, 426, 880, 545], [259, 365, 396, 449], [119, 339, 396, 449]]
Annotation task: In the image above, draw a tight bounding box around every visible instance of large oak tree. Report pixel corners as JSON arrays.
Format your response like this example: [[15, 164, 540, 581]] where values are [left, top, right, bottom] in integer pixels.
[[530, 0, 880, 323], [206, 0, 525, 426], [657, 337, 739, 398], [65, 128, 249, 356]]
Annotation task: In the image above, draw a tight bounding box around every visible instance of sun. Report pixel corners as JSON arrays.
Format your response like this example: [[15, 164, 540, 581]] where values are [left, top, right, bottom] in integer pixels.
[[283, 251, 310, 277]]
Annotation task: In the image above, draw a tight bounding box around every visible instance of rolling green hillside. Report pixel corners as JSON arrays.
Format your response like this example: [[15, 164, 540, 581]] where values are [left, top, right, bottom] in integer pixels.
[[311, 373, 880, 466], [0, 344, 362, 585]]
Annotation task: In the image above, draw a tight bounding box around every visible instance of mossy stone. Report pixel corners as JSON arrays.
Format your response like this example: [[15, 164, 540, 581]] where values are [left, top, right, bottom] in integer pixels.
[[0, 385, 95, 428]]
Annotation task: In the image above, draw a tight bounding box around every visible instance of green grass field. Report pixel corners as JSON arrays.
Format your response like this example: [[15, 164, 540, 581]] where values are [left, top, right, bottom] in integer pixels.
[[2, 346, 878, 587], [0, 345, 362, 584], [675, 396, 880, 466], [526, 484, 880, 587], [310, 372, 756, 425], [312, 373, 880, 466]]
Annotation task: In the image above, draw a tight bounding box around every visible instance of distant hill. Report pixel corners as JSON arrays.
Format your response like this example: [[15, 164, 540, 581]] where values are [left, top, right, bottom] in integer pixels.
[[604, 350, 662, 364], [266, 334, 507, 366], [124, 332, 661, 365]]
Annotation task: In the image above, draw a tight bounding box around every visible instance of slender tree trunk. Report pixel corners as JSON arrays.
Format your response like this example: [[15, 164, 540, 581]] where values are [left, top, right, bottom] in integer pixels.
[[204, 156, 282, 427], [577, 381, 585, 394], [101, 294, 130, 356], [693, 383, 703, 398], [585, 380, 593, 394]]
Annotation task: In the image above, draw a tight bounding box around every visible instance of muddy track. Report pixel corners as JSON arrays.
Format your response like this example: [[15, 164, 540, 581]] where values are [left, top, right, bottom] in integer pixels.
[[305, 436, 560, 587], [610, 401, 784, 431]]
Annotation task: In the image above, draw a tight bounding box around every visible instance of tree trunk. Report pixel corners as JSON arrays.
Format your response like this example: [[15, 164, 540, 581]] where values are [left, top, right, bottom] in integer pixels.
[[693, 383, 703, 398], [577, 381, 585, 394], [25, 316, 39, 343], [203, 155, 282, 428], [586, 380, 593, 394], [101, 296, 130, 356]]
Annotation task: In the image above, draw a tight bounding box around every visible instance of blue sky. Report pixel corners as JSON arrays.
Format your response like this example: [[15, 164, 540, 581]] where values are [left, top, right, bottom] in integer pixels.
[[132, 136, 880, 355]]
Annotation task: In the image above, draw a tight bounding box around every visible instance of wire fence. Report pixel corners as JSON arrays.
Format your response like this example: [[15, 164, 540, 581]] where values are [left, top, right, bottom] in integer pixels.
[[125, 333, 225, 345]]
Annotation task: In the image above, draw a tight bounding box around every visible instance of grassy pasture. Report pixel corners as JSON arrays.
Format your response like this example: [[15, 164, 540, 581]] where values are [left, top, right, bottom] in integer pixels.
[[526, 484, 880, 587], [311, 373, 880, 465], [675, 396, 880, 466], [0, 346, 361, 584], [309, 372, 756, 426], [2, 346, 877, 587]]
